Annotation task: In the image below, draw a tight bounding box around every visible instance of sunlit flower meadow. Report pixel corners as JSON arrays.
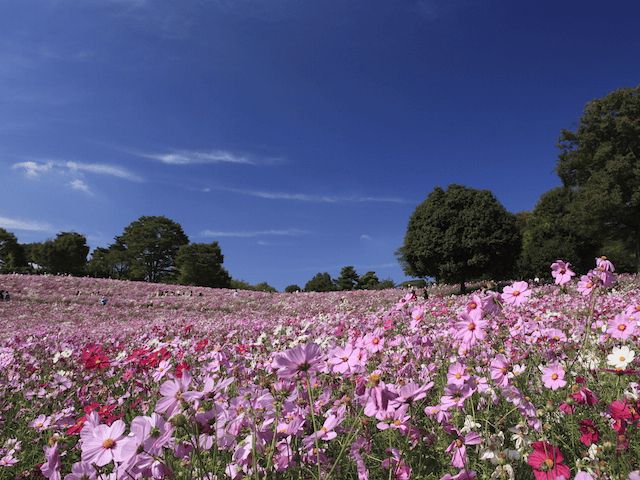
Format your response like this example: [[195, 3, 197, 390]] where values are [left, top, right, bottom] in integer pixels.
[[1, 258, 640, 479]]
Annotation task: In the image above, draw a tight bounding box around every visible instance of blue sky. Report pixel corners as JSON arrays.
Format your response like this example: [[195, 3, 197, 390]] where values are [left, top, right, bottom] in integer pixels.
[[1, 0, 639, 290]]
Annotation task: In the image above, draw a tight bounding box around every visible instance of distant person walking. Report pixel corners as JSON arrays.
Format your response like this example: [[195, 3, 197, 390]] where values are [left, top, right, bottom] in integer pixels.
[[0, 290, 10, 301], [100, 296, 108, 306]]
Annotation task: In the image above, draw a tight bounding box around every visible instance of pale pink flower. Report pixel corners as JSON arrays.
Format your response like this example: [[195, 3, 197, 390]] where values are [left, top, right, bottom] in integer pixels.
[[577, 274, 596, 296], [607, 314, 636, 340], [455, 313, 488, 350], [40, 443, 61, 480], [30, 414, 51, 431], [362, 329, 385, 353], [447, 362, 470, 386], [550, 260, 576, 286], [328, 343, 365, 374], [501, 281, 531, 306], [446, 431, 482, 468], [81, 420, 127, 467], [541, 364, 567, 391], [155, 371, 199, 417], [274, 343, 324, 379]]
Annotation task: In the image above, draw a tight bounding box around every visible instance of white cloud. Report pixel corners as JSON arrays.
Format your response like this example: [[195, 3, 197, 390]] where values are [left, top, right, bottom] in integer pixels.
[[138, 149, 258, 166], [360, 234, 372, 241], [201, 228, 309, 238], [12, 160, 142, 182], [210, 187, 409, 204], [0, 215, 52, 232], [12, 161, 53, 178], [68, 179, 92, 195], [65, 161, 142, 182]]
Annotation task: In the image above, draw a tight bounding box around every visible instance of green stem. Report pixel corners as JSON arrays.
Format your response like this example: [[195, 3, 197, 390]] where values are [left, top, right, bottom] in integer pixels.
[[305, 373, 322, 479]]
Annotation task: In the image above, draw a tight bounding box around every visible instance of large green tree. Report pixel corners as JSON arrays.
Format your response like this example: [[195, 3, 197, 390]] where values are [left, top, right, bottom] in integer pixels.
[[357, 271, 380, 290], [336, 266, 359, 291], [175, 242, 231, 288], [116, 216, 189, 282], [518, 187, 598, 278], [557, 85, 640, 272], [398, 184, 521, 293], [31, 232, 89, 275], [0, 228, 27, 273], [304, 272, 336, 292]]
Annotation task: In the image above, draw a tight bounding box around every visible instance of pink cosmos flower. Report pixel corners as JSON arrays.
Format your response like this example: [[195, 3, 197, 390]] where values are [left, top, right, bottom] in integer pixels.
[[389, 381, 434, 408], [541, 364, 567, 391], [274, 343, 324, 379], [81, 420, 127, 467], [40, 442, 61, 480], [446, 431, 482, 468], [490, 354, 511, 387], [155, 371, 199, 418], [30, 414, 51, 431], [550, 260, 576, 286], [362, 328, 385, 353], [447, 362, 470, 386], [328, 343, 365, 374], [501, 281, 531, 306], [440, 470, 477, 480], [65, 462, 97, 480], [577, 274, 596, 296], [455, 313, 488, 351], [376, 405, 410, 432], [607, 314, 636, 340], [410, 305, 426, 329], [303, 414, 341, 447]]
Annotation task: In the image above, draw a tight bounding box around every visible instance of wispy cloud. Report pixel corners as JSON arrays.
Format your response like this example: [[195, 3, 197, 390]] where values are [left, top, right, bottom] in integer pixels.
[[201, 228, 309, 238], [133, 149, 281, 166], [68, 179, 92, 195], [12, 160, 142, 182], [64, 161, 142, 181], [12, 161, 53, 178], [0, 215, 52, 232], [360, 234, 372, 241], [209, 186, 409, 204]]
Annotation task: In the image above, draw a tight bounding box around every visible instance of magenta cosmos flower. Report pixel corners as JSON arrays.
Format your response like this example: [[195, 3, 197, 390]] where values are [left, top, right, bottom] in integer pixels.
[[501, 281, 531, 306], [274, 343, 324, 379], [81, 420, 128, 467], [550, 260, 576, 286], [541, 364, 567, 391]]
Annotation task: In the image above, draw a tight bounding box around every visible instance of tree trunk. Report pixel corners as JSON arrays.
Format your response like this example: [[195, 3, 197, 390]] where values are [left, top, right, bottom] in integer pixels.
[[460, 281, 466, 294]]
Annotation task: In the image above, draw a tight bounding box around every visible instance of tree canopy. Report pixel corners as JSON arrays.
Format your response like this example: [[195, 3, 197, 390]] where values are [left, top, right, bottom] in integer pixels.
[[556, 85, 640, 272], [398, 184, 521, 292], [116, 216, 189, 282], [336, 266, 359, 291], [0, 228, 27, 273], [304, 272, 336, 292], [175, 242, 231, 288]]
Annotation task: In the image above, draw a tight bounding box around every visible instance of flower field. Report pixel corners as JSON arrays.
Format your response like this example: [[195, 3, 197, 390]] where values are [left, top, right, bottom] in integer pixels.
[[1, 259, 640, 479]]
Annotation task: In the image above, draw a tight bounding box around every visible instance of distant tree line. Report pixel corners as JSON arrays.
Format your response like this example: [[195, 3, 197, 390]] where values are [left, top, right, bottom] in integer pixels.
[[398, 85, 640, 292], [297, 266, 396, 292], [1, 216, 393, 293], [0, 216, 239, 289]]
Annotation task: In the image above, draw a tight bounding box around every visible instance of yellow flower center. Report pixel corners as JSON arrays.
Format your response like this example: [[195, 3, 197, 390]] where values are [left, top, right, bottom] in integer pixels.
[[512, 290, 520, 296], [551, 373, 558, 380], [102, 438, 115, 449], [543, 458, 554, 469], [468, 322, 476, 331], [618, 324, 627, 331], [619, 355, 627, 362], [372, 338, 380, 344]]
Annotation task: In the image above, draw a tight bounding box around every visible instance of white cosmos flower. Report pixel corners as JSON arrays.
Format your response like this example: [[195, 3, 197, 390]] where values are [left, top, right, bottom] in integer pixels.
[[607, 346, 635, 370]]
